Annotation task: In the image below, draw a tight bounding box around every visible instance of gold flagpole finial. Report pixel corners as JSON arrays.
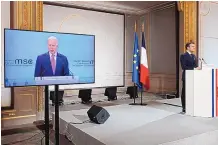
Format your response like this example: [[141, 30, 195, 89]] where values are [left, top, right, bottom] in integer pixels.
[[142, 22, 144, 32], [135, 21, 137, 32]]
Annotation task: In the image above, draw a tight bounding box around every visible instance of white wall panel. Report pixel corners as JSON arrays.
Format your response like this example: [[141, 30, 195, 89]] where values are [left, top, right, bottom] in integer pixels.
[[199, 2, 218, 68], [43, 5, 125, 90], [1, 1, 11, 107]]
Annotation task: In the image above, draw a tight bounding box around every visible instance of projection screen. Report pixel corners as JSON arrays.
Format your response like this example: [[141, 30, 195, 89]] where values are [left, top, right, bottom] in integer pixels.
[[43, 4, 125, 90]]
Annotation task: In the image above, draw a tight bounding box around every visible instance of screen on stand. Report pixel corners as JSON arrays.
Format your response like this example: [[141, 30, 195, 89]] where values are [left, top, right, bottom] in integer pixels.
[[4, 29, 95, 87]]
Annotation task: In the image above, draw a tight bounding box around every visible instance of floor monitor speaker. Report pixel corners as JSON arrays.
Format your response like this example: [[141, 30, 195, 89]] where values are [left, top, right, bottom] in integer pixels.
[[87, 105, 110, 124]]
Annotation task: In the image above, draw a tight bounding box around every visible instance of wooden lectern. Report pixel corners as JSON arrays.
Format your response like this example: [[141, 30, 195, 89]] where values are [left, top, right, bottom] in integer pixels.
[[186, 67, 218, 117]]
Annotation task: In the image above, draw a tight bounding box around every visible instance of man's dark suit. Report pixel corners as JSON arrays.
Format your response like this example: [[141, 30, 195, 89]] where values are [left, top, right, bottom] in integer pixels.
[[34, 52, 69, 77], [180, 52, 198, 111]]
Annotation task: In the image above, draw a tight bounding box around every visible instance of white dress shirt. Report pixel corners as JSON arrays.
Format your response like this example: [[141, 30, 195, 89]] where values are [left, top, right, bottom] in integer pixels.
[[186, 50, 192, 55]]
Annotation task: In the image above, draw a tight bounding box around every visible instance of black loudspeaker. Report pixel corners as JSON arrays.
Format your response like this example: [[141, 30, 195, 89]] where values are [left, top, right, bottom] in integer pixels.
[[104, 87, 117, 101], [126, 86, 138, 99], [78, 89, 92, 104], [50, 91, 64, 105], [87, 105, 110, 124]]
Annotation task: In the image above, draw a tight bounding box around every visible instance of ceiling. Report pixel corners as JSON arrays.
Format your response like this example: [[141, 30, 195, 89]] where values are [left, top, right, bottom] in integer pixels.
[[109, 1, 169, 10], [54, 1, 172, 14]]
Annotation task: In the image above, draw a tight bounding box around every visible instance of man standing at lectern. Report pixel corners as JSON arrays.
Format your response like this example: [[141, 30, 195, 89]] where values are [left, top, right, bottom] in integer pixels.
[[34, 36, 69, 77], [180, 42, 200, 113]]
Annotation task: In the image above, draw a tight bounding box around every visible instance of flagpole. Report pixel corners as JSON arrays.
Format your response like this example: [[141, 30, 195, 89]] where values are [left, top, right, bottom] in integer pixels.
[[142, 22, 144, 33], [133, 21, 137, 105], [141, 22, 144, 105], [129, 21, 137, 105], [129, 21, 147, 106], [138, 22, 147, 106], [134, 84, 136, 104], [141, 88, 143, 105]]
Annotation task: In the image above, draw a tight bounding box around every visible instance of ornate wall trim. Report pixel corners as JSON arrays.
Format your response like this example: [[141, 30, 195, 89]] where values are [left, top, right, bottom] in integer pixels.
[[35, 1, 43, 31], [177, 1, 198, 53], [10, 1, 43, 114], [35, 1, 43, 112]]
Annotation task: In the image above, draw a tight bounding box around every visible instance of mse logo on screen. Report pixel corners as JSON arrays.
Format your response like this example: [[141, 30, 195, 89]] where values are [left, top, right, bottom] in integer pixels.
[[5, 58, 33, 66]]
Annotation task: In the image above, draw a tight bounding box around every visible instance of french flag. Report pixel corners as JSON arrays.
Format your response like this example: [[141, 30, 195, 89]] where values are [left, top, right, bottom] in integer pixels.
[[216, 69, 218, 117], [140, 31, 150, 90]]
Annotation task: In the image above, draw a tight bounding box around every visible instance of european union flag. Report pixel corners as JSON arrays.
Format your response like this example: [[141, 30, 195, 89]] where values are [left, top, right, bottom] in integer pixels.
[[132, 32, 142, 89]]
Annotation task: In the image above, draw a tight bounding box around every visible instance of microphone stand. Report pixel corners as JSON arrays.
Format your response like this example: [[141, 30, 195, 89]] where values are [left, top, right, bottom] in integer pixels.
[[69, 70, 74, 79], [202, 58, 207, 64], [40, 70, 46, 80], [199, 58, 203, 69], [61, 60, 74, 79]]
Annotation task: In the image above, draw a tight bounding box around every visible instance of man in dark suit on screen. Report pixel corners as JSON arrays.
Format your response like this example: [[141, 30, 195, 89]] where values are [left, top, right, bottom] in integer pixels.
[[180, 42, 200, 113], [34, 36, 69, 77]]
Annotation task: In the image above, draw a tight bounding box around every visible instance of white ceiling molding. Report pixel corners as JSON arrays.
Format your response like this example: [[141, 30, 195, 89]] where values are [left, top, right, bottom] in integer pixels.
[[137, 2, 175, 14], [53, 1, 139, 14], [47, 1, 173, 15]]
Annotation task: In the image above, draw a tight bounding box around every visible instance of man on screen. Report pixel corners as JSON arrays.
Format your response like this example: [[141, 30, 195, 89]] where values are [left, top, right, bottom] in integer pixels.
[[34, 36, 69, 77]]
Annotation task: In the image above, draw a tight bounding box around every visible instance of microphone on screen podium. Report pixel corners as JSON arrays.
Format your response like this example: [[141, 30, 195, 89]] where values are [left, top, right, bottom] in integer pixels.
[[39, 67, 74, 79], [40, 69, 46, 80], [69, 70, 74, 79], [61, 60, 74, 79]]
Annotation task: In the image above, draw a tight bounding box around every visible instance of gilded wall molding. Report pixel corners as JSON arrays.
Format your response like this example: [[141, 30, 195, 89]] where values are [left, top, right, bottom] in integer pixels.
[[11, 1, 43, 112], [184, 2, 197, 50], [35, 1, 43, 31], [35, 1, 43, 112], [177, 1, 184, 12], [178, 1, 198, 53]]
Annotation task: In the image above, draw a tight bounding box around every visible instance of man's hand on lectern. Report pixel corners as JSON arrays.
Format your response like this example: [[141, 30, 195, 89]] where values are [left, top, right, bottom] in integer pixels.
[[195, 67, 201, 70]]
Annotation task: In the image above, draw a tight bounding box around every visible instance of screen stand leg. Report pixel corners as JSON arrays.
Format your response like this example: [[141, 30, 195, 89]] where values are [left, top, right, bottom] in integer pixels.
[[54, 85, 59, 145], [44, 86, 49, 145]]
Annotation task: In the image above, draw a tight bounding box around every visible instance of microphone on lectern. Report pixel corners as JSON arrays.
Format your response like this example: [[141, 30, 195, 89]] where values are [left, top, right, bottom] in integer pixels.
[[202, 58, 207, 64], [198, 58, 203, 68]]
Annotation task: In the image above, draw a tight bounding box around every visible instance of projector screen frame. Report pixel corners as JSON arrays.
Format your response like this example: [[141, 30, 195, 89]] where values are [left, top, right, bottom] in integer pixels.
[[43, 2, 126, 89], [4, 28, 96, 88]]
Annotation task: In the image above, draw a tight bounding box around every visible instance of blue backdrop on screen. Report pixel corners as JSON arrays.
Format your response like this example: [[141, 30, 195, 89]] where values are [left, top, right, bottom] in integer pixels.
[[4, 29, 95, 87]]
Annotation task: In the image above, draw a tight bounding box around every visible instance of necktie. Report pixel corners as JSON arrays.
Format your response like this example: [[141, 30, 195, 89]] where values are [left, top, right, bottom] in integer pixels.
[[191, 54, 195, 60], [51, 54, 56, 74]]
